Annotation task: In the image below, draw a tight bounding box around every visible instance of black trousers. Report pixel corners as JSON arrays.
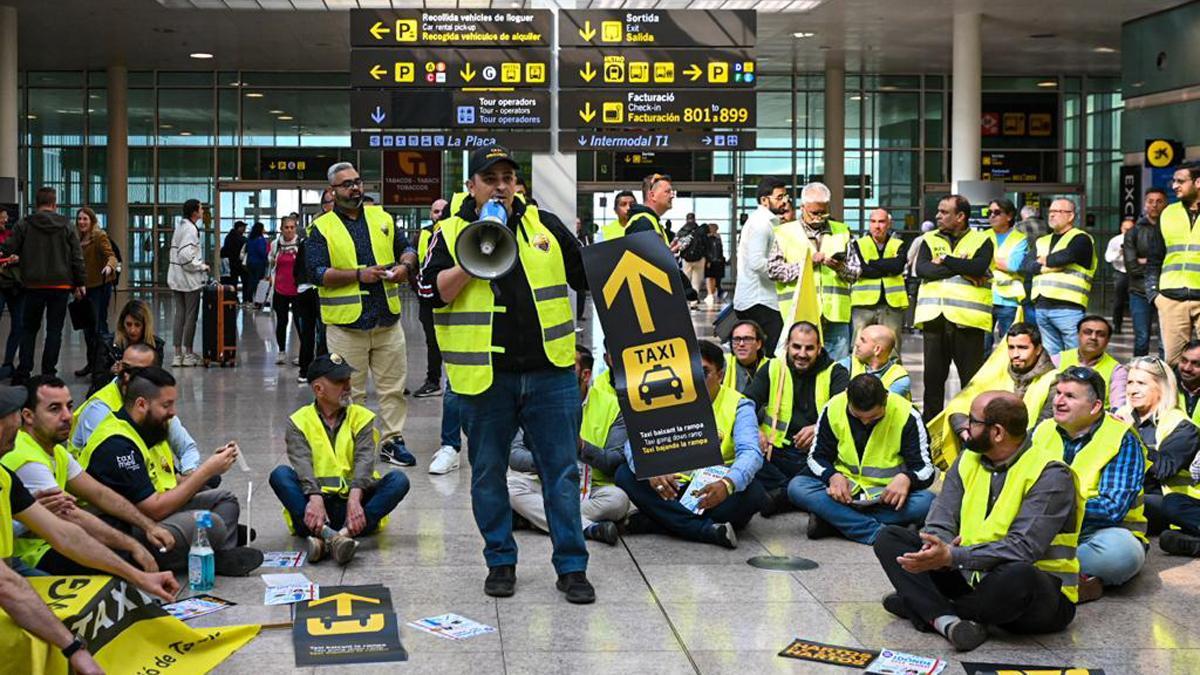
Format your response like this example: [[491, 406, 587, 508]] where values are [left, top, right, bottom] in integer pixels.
[[272, 292, 297, 351], [736, 304, 783, 354], [37, 547, 134, 576], [17, 288, 71, 380], [921, 316, 986, 421], [293, 288, 320, 377], [418, 298, 442, 384], [1113, 272, 1129, 332], [873, 525, 1075, 634]]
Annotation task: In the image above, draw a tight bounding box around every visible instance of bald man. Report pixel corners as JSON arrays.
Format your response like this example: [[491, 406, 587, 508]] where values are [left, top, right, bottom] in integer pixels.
[[840, 324, 911, 400], [850, 208, 909, 356]]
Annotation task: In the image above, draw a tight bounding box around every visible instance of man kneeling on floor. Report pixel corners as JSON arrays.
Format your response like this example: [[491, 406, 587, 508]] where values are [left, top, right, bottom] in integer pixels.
[[79, 366, 262, 575], [270, 354, 410, 565], [873, 391, 1082, 652], [788, 373, 935, 543], [615, 340, 766, 548]]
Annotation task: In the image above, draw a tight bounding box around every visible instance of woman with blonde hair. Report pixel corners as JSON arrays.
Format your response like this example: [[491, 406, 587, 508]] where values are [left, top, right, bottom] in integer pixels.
[[88, 298, 165, 395], [74, 206, 118, 377], [1115, 356, 1200, 555]]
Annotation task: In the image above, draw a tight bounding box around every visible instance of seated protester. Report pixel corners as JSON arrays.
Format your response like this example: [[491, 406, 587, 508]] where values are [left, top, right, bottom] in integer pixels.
[[615, 340, 766, 549], [724, 319, 770, 395], [0, 382, 178, 602], [71, 343, 205, 484], [3, 376, 176, 576], [873, 391, 1081, 652], [745, 320, 850, 514], [1053, 315, 1126, 408], [1031, 367, 1147, 600], [949, 322, 1056, 442], [79, 366, 262, 575], [1175, 339, 1200, 425], [788, 374, 935, 543], [89, 299, 165, 396], [269, 354, 410, 566], [839, 324, 911, 400], [1114, 357, 1200, 554]]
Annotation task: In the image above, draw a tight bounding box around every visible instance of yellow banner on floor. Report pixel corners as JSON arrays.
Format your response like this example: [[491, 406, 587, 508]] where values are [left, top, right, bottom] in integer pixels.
[[0, 575, 260, 675]]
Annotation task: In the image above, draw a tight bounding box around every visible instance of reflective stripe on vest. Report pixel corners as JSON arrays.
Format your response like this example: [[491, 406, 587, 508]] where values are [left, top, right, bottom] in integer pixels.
[[818, 221, 851, 322], [1158, 202, 1200, 291], [850, 235, 909, 309], [988, 228, 1028, 301], [78, 415, 178, 493], [289, 403, 377, 498], [1058, 349, 1119, 407], [1142, 408, 1200, 502], [1031, 415, 1148, 544], [957, 444, 1083, 603], [313, 206, 402, 325], [581, 375, 621, 487], [774, 221, 811, 318], [0, 431, 72, 567], [0, 467, 12, 558], [761, 358, 834, 447], [850, 358, 911, 401], [826, 392, 912, 491], [914, 229, 993, 331], [433, 201, 575, 395], [1031, 228, 1096, 308], [70, 380, 124, 455]]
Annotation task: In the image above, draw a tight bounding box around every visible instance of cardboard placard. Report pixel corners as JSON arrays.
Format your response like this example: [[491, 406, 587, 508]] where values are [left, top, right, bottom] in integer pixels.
[[292, 584, 407, 666]]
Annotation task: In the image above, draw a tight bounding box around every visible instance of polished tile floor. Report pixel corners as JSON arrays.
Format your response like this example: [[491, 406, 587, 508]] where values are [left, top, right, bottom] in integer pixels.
[[25, 291, 1200, 674]]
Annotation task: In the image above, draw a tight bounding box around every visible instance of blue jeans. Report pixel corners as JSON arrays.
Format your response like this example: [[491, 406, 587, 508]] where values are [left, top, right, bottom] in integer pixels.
[[83, 283, 114, 368], [460, 369, 587, 575], [756, 446, 811, 492], [1035, 306, 1083, 356], [441, 385, 462, 450], [0, 286, 23, 367], [614, 464, 767, 543], [268, 465, 410, 537], [987, 304, 1019, 353], [786, 474, 935, 544], [1077, 527, 1146, 586], [11, 556, 48, 577], [823, 320, 851, 362], [1129, 293, 1153, 357]]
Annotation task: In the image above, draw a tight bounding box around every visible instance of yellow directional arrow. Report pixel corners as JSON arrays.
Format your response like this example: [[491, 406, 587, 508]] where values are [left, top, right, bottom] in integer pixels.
[[578, 102, 596, 123], [684, 64, 703, 81], [369, 21, 390, 40], [369, 64, 387, 81], [603, 250, 672, 333], [579, 20, 596, 41], [579, 62, 596, 83], [309, 592, 381, 617], [460, 62, 476, 83]]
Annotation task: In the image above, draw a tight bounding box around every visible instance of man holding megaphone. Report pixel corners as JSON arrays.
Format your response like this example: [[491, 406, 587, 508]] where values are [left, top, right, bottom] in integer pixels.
[[418, 146, 596, 604]]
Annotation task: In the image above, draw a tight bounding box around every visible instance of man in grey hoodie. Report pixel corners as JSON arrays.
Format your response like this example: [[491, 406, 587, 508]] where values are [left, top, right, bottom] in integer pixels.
[[0, 187, 85, 384]]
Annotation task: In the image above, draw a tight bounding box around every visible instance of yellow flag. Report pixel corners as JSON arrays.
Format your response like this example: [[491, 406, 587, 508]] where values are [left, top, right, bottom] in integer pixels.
[[777, 245, 823, 355]]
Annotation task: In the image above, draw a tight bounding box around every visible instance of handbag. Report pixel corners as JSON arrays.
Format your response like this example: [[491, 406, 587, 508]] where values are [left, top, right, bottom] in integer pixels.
[[69, 297, 95, 331]]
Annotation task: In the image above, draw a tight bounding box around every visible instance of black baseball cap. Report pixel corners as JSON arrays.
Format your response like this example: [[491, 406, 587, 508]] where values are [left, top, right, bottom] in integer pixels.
[[307, 353, 356, 383], [0, 385, 24, 416], [468, 146, 518, 177]]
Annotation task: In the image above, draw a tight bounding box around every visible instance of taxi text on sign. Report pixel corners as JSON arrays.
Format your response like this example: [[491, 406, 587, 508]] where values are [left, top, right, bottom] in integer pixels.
[[582, 231, 722, 478]]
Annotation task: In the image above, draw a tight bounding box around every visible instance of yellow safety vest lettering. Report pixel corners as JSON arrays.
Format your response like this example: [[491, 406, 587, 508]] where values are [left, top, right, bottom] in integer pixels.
[[850, 235, 909, 309], [1031, 228, 1096, 308], [1158, 201, 1200, 292], [762, 358, 835, 447], [914, 229, 993, 331], [826, 392, 912, 492], [313, 206, 402, 325]]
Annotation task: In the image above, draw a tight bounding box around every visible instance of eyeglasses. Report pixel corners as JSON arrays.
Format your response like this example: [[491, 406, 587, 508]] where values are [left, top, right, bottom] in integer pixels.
[[731, 336, 759, 344], [333, 178, 363, 190], [1130, 356, 1167, 374], [967, 415, 990, 427], [1060, 366, 1105, 399]]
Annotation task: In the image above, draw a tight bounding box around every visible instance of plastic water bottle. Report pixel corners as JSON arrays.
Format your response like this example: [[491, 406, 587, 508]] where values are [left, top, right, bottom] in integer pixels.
[[188, 510, 216, 592]]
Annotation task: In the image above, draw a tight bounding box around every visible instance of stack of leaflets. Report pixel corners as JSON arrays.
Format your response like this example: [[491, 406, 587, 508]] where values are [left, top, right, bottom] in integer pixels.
[[679, 465, 731, 514], [262, 572, 318, 606], [163, 594, 236, 621], [260, 551, 307, 568], [408, 613, 496, 641], [866, 649, 947, 675]]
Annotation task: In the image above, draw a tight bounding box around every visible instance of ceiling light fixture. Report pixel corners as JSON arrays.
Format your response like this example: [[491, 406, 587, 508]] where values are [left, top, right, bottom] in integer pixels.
[[268, 109, 284, 114], [179, 131, 193, 136], [26, 114, 36, 120], [245, 92, 264, 98], [1093, 46, 1116, 53], [792, 31, 815, 39], [189, 52, 214, 59], [277, 115, 294, 120], [1036, 79, 1057, 88]]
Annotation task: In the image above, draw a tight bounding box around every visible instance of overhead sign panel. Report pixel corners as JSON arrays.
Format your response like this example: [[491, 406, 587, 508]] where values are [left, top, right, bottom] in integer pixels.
[[350, 9, 552, 47], [562, 130, 756, 152], [559, 48, 755, 89], [353, 90, 550, 130], [352, 130, 552, 152], [559, 10, 755, 48], [560, 90, 755, 129], [351, 48, 552, 88]]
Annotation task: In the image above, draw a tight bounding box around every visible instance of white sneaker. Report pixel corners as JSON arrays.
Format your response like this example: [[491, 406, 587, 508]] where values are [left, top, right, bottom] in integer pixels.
[[429, 445, 461, 475], [275, 353, 287, 365], [172, 354, 183, 367], [182, 353, 203, 367]]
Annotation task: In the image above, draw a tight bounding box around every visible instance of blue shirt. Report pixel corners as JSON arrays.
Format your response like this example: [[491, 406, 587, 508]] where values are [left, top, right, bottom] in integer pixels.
[[622, 398, 763, 492], [1057, 422, 1145, 532], [993, 231, 1029, 307], [73, 382, 201, 473], [836, 357, 911, 400]]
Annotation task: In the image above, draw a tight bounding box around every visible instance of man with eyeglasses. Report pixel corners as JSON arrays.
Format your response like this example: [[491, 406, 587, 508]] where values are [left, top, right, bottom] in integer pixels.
[[850, 209, 909, 355], [984, 198, 1028, 353], [733, 177, 790, 351], [874, 391, 1081, 652], [1031, 367, 1147, 601], [1055, 315, 1126, 408], [840, 324, 910, 400], [724, 320, 770, 395], [1123, 188, 1167, 357], [949, 323, 1055, 447], [1146, 164, 1200, 364], [1019, 198, 1096, 357], [306, 162, 418, 467]]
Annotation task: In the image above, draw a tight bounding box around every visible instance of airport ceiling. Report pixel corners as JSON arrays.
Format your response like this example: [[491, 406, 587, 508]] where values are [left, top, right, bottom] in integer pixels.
[[8, 0, 1180, 75]]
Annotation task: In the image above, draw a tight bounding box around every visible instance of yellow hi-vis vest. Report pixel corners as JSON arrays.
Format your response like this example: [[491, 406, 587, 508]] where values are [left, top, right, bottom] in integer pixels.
[[625, 210, 670, 246], [1131, 407, 1200, 502], [1031, 228, 1096, 308], [1058, 349, 1120, 407], [0, 431, 71, 567], [826, 392, 912, 493], [285, 403, 386, 534], [434, 200, 575, 395], [1178, 387, 1200, 428], [0, 465, 13, 558], [988, 227, 1028, 301], [600, 221, 626, 242], [580, 374, 621, 487], [957, 444, 1083, 603], [774, 220, 809, 320], [723, 353, 767, 393], [915, 228, 993, 331], [775, 220, 852, 323], [850, 358, 912, 401], [1032, 415, 1148, 544], [312, 205, 402, 325], [78, 414, 178, 493], [850, 235, 909, 309], [761, 358, 835, 448], [1157, 201, 1200, 292], [69, 379, 123, 455], [417, 225, 437, 266]]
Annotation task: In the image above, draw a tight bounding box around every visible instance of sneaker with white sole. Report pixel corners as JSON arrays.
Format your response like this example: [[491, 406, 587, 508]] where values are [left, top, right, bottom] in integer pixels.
[[329, 535, 359, 565], [429, 445, 461, 474], [172, 354, 183, 367], [182, 353, 203, 367], [275, 353, 287, 365]]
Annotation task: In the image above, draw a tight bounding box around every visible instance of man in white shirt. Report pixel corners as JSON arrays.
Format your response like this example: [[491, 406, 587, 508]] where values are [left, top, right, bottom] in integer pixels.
[[733, 177, 790, 351], [1106, 216, 1133, 334]]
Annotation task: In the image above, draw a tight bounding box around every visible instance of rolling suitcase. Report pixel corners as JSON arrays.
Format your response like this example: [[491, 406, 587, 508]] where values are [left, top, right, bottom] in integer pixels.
[[202, 281, 238, 367]]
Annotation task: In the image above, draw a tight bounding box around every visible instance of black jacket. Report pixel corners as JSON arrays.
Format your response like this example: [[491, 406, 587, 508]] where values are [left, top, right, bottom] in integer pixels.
[[1018, 227, 1095, 310], [1124, 217, 1164, 298], [1, 211, 85, 288], [745, 350, 850, 449]]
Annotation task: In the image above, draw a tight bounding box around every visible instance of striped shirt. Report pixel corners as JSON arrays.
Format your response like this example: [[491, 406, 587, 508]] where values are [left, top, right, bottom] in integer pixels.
[[1057, 422, 1145, 532]]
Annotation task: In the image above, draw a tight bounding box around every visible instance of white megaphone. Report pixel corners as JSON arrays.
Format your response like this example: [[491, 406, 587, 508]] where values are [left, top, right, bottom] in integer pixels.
[[456, 198, 517, 280]]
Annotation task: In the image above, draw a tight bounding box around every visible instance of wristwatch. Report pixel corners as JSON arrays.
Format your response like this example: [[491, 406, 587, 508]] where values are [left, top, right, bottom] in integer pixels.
[[62, 635, 87, 659]]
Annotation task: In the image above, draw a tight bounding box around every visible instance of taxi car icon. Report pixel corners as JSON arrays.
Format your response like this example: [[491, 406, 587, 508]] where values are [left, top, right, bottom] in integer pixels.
[[639, 364, 684, 405]]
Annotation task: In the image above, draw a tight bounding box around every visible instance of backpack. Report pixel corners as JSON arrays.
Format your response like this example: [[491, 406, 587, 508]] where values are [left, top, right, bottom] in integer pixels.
[[680, 225, 707, 262], [292, 233, 310, 286]]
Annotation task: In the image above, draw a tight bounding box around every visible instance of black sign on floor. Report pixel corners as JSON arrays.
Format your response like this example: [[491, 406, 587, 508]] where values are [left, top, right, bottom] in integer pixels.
[[582, 231, 722, 479], [293, 584, 407, 667]]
